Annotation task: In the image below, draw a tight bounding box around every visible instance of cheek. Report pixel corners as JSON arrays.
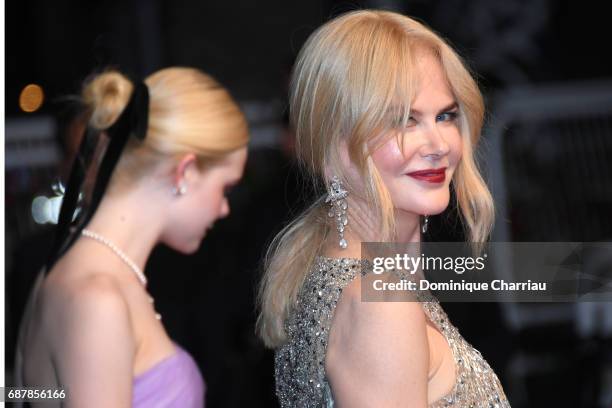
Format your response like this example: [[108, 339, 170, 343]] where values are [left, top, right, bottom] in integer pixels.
[[371, 136, 413, 176], [163, 181, 228, 253], [445, 129, 463, 169], [196, 182, 225, 219]]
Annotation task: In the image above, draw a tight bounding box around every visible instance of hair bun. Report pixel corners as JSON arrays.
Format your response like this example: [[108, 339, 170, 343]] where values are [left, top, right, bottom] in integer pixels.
[[82, 71, 134, 130]]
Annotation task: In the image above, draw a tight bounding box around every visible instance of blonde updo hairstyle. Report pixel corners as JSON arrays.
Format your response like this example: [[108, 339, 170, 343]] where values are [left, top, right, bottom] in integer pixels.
[[81, 67, 248, 191], [257, 10, 495, 348]]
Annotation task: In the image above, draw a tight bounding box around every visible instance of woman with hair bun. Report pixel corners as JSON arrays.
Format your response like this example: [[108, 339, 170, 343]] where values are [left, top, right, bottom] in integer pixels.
[[16, 67, 248, 407], [258, 10, 510, 407]]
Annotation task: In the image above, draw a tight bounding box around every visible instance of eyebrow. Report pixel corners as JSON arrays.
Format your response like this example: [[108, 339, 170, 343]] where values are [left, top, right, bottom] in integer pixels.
[[409, 101, 458, 116]]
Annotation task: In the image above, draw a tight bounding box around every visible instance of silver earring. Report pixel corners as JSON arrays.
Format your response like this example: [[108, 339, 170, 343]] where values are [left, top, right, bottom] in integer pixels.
[[326, 176, 349, 249], [173, 184, 187, 196], [421, 215, 429, 234]]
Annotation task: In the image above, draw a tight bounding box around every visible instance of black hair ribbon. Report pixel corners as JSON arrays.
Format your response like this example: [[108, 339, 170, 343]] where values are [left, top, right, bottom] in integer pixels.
[[45, 81, 149, 272]]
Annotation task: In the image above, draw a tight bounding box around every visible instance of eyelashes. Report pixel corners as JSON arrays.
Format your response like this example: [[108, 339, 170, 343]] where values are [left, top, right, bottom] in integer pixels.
[[435, 111, 459, 122], [390, 116, 416, 128]]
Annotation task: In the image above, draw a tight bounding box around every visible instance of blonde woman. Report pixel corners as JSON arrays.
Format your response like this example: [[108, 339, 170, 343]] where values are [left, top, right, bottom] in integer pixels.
[[258, 10, 510, 407], [16, 68, 248, 407]]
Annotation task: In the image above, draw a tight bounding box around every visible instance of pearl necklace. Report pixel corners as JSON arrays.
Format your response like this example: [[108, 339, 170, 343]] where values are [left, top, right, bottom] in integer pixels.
[[81, 228, 161, 320]]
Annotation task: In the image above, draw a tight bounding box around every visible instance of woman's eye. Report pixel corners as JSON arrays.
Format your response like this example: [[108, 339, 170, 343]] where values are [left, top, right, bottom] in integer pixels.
[[436, 111, 458, 122]]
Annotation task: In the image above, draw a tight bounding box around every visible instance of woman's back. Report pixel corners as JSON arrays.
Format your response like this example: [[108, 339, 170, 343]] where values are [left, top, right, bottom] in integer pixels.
[[17, 263, 136, 406], [275, 256, 511, 407], [16, 241, 194, 407], [17, 272, 59, 403]]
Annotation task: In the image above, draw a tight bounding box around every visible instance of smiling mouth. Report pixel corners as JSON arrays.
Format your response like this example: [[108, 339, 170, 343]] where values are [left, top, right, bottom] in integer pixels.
[[406, 167, 447, 183]]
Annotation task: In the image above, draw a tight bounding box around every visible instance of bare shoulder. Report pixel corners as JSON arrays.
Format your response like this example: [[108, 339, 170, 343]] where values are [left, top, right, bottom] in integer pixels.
[[41, 269, 133, 346], [38, 269, 135, 406], [43, 267, 127, 310], [331, 273, 427, 339], [326, 275, 429, 407]]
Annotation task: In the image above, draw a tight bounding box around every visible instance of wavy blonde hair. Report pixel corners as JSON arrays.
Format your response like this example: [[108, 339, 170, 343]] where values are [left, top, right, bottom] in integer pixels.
[[82, 67, 248, 189], [257, 10, 494, 348]]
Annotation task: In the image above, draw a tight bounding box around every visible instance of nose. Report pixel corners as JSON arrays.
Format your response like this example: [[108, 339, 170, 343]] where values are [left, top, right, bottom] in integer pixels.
[[219, 198, 230, 219], [421, 123, 450, 159]]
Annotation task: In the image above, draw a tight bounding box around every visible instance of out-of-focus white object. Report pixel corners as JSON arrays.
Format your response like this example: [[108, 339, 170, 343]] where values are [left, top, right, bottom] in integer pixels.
[[31, 182, 82, 225], [31, 195, 63, 224]]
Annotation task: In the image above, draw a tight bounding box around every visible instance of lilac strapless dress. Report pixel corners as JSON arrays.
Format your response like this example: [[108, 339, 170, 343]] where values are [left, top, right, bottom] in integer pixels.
[[133, 343, 205, 408]]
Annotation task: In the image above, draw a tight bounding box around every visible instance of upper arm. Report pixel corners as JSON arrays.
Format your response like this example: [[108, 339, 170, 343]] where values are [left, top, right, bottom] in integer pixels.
[[325, 276, 429, 408], [47, 276, 135, 408]]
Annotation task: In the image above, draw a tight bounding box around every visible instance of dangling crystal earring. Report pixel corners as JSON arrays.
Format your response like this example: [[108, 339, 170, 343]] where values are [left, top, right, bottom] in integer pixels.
[[421, 215, 429, 234], [326, 176, 349, 249]]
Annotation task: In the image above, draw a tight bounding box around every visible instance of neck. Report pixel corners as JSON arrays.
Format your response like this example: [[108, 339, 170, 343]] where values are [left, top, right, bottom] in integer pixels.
[[393, 208, 421, 243], [82, 186, 167, 273]]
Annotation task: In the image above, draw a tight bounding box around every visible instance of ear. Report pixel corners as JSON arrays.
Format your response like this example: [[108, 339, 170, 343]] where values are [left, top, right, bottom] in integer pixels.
[[324, 138, 353, 181], [337, 138, 353, 169], [173, 153, 198, 187]]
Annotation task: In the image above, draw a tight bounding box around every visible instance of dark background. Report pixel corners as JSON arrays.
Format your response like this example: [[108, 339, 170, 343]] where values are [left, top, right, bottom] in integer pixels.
[[5, 0, 612, 407]]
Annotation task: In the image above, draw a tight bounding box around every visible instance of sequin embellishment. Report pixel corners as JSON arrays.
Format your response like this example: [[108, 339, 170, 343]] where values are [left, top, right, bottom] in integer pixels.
[[274, 256, 511, 407]]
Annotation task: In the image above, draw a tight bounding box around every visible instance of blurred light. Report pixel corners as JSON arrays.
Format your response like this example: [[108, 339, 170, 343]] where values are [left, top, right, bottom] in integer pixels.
[[31, 195, 62, 224], [19, 84, 44, 113]]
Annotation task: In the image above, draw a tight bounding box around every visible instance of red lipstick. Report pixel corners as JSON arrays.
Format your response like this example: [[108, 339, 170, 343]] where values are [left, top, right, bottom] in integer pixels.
[[407, 167, 446, 183]]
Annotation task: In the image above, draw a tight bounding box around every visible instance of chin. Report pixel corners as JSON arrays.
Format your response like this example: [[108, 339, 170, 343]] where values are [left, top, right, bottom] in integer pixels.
[[396, 191, 451, 215], [184, 238, 204, 254], [165, 236, 204, 255], [398, 204, 448, 217], [423, 203, 449, 215]]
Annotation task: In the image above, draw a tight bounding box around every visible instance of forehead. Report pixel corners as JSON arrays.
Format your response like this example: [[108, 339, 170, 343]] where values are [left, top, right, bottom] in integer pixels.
[[410, 51, 455, 111]]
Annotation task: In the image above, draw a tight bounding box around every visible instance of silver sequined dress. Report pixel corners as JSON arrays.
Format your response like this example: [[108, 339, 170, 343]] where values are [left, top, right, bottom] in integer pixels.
[[275, 256, 511, 407]]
